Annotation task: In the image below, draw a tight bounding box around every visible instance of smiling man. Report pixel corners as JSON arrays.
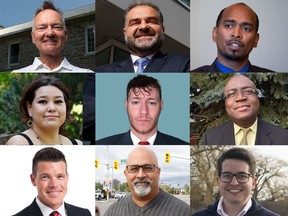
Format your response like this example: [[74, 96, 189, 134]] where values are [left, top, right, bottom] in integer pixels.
[[13, 0, 92, 72], [192, 3, 273, 72], [104, 147, 190, 216], [95, 1, 189, 72], [13, 147, 91, 216], [202, 74, 287, 145], [192, 147, 279, 216], [96, 74, 188, 145]]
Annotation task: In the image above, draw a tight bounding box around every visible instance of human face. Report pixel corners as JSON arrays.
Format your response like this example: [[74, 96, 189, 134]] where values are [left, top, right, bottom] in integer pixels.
[[30, 161, 68, 210], [27, 86, 67, 131], [217, 159, 256, 209], [32, 9, 67, 57], [213, 4, 259, 65], [123, 5, 164, 57], [224, 75, 259, 128], [124, 147, 160, 199], [126, 87, 163, 139]]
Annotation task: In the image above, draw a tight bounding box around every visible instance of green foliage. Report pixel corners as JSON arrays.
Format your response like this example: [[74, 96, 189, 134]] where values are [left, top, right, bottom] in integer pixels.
[[190, 73, 288, 143], [0, 73, 84, 140]]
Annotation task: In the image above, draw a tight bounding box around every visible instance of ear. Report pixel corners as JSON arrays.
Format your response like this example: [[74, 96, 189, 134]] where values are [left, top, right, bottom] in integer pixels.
[[125, 99, 128, 109], [27, 102, 32, 117], [160, 100, 164, 111], [123, 27, 126, 36], [254, 33, 259, 48], [30, 174, 37, 186], [31, 31, 35, 44], [65, 29, 68, 42], [212, 27, 217, 42], [252, 177, 257, 190], [216, 176, 220, 185]]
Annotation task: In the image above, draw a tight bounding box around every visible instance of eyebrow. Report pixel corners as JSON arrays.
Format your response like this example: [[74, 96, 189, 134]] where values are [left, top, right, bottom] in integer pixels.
[[223, 19, 255, 27], [36, 95, 64, 99]]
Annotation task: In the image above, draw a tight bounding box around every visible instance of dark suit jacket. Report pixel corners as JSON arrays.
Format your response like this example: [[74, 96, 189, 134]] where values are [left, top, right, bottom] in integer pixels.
[[96, 130, 189, 145], [13, 198, 92, 216], [202, 118, 288, 145], [95, 51, 190, 72], [191, 59, 274, 72]]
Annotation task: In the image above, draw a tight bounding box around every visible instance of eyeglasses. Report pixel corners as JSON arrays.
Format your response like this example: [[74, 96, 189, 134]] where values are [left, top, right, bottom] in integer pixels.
[[219, 172, 253, 183], [126, 164, 157, 174], [224, 88, 258, 100]]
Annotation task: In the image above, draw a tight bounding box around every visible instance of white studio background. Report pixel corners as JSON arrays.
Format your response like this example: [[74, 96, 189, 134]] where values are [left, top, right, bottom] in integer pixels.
[[0, 145, 95, 216], [191, 0, 288, 72]]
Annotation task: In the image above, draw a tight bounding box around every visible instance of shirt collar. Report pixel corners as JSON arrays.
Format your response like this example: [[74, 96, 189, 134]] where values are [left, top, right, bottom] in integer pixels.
[[216, 58, 250, 73], [130, 131, 157, 145], [234, 118, 258, 135], [131, 53, 155, 64], [36, 197, 66, 216], [32, 57, 74, 72], [217, 196, 252, 216]]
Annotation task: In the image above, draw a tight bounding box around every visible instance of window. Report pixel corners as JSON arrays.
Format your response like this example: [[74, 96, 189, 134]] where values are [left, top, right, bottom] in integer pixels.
[[177, 0, 190, 10], [85, 26, 95, 54], [8, 42, 20, 65]]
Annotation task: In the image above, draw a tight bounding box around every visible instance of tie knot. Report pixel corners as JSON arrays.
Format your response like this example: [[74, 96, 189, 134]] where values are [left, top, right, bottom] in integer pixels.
[[50, 211, 60, 216], [239, 128, 251, 145], [138, 141, 150, 145], [135, 57, 150, 73]]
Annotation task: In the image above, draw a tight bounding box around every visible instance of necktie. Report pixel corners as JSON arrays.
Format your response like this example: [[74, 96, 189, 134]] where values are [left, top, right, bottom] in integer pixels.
[[239, 128, 250, 145], [138, 141, 150, 145], [50, 211, 60, 216], [135, 57, 150, 73]]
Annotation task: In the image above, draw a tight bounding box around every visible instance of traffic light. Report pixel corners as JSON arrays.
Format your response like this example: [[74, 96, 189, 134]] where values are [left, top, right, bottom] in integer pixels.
[[165, 152, 170, 164], [114, 160, 119, 170], [95, 160, 99, 168]]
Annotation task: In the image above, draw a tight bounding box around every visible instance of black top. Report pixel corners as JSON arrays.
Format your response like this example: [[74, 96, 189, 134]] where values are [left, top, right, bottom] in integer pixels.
[[18, 133, 78, 145]]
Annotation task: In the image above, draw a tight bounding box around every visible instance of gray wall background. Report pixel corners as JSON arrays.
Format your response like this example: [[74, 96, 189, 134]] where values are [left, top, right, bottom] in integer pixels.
[[191, 0, 288, 72]]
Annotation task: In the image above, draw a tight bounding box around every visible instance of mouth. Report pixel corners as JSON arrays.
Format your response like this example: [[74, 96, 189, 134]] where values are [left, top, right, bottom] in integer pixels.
[[47, 191, 61, 197], [44, 115, 59, 118], [235, 104, 250, 111], [226, 40, 243, 50], [228, 189, 242, 193]]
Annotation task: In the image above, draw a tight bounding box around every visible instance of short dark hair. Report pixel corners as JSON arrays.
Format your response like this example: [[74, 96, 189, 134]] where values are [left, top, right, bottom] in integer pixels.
[[32, 147, 67, 175], [33, 0, 66, 30], [123, 1, 164, 28], [20, 76, 72, 131], [217, 147, 256, 176], [216, 3, 259, 33], [126, 75, 162, 100]]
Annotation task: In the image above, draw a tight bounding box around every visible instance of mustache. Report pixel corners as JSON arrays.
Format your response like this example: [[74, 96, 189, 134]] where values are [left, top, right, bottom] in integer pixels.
[[135, 30, 156, 38], [133, 178, 152, 186]]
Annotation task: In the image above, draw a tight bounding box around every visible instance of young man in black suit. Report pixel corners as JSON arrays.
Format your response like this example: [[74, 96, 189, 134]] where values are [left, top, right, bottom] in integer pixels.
[[97, 75, 189, 145], [192, 3, 273, 72], [13, 147, 91, 216], [95, 2, 189, 72], [202, 75, 287, 145]]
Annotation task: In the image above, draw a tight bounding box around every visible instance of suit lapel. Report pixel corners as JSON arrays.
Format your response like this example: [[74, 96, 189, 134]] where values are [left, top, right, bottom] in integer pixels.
[[117, 58, 134, 72], [255, 119, 272, 145], [117, 131, 134, 145], [28, 199, 44, 216], [145, 51, 166, 72], [219, 121, 236, 144]]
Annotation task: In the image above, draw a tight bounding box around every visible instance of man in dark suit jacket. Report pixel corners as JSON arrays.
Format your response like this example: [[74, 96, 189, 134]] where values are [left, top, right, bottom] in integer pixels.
[[96, 74, 188, 145], [202, 74, 288, 145], [192, 3, 273, 72], [95, 2, 189, 73], [13, 147, 92, 216]]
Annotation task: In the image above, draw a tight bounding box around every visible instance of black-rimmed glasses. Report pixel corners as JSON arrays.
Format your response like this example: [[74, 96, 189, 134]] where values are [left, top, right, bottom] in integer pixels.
[[219, 172, 253, 183], [126, 164, 157, 174], [224, 88, 258, 100]]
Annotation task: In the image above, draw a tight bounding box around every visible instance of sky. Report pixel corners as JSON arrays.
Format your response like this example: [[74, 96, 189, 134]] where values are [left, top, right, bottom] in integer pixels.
[[95, 146, 190, 189], [0, 0, 95, 28]]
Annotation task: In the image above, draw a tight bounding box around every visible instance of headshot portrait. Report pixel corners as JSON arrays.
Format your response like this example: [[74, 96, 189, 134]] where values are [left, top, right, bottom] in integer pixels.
[[0, 145, 95, 215], [96, 73, 190, 145], [0, 73, 85, 145], [95, 145, 190, 215], [191, 146, 287, 215], [191, 0, 288, 72], [190, 73, 288, 145]]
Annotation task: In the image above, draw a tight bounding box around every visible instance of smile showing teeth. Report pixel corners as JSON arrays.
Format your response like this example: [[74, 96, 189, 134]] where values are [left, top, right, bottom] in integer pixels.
[[231, 43, 240, 47], [229, 189, 241, 193]]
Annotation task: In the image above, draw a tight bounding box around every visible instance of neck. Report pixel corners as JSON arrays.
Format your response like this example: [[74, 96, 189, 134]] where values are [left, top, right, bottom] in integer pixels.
[[39, 54, 63, 70], [217, 55, 249, 71], [222, 199, 248, 216], [31, 127, 61, 144], [131, 128, 157, 141], [130, 49, 158, 58]]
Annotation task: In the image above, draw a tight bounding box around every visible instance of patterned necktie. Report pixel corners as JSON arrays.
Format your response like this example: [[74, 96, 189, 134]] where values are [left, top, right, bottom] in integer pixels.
[[50, 211, 60, 216], [138, 141, 150, 145], [239, 128, 250, 145], [135, 57, 150, 73]]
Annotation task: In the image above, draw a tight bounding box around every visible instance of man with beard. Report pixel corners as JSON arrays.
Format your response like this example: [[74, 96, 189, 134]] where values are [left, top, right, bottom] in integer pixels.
[[202, 75, 287, 145], [192, 3, 273, 72], [192, 147, 279, 216], [104, 147, 190, 216], [96, 74, 188, 145], [95, 2, 190, 72]]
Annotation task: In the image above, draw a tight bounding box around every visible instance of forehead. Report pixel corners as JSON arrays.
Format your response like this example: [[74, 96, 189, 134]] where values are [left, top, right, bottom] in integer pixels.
[[128, 87, 160, 98], [36, 161, 66, 173], [222, 159, 250, 173], [127, 148, 157, 165], [35, 85, 64, 97], [34, 9, 62, 23], [221, 4, 257, 25], [126, 5, 159, 21], [224, 75, 255, 92]]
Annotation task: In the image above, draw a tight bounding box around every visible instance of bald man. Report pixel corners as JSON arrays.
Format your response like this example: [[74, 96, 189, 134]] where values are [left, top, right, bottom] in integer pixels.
[[104, 147, 190, 216], [192, 3, 273, 72], [202, 75, 287, 145]]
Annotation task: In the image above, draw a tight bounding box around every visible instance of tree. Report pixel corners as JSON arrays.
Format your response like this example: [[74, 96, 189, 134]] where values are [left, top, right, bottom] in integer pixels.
[[184, 184, 190, 194], [190, 73, 288, 144]]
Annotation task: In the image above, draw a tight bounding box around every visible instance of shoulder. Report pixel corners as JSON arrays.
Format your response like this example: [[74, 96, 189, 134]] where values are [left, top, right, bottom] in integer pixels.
[[71, 65, 94, 72], [95, 61, 126, 72], [249, 65, 275, 72], [104, 198, 128, 215], [258, 119, 287, 133], [96, 132, 128, 145], [191, 209, 212, 216], [6, 134, 30, 145], [157, 131, 189, 145], [191, 65, 211, 72], [65, 203, 91, 215], [12, 65, 34, 72]]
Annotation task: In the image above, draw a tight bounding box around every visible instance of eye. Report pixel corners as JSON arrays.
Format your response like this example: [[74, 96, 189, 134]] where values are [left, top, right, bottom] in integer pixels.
[[131, 100, 140, 105], [38, 100, 47, 104], [55, 100, 64, 104], [242, 26, 252, 32], [41, 175, 49, 180], [225, 91, 237, 99], [36, 26, 46, 31], [224, 24, 233, 29], [53, 25, 63, 31], [148, 101, 157, 106], [58, 175, 65, 180]]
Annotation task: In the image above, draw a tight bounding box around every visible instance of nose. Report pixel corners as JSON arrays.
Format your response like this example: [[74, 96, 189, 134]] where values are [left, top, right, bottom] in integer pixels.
[[49, 177, 59, 187], [47, 102, 56, 112], [235, 91, 247, 102], [136, 167, 146, 179], [230, 176, 240, 186], [139, 102, 148, 115], [232, 26, 242, 39], [138, 19, 149, 31], [45, 26, 56, 37]]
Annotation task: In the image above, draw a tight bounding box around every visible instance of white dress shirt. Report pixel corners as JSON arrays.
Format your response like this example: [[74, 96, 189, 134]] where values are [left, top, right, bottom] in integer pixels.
[[36, 197, 67, 216], [13, 57, 94, 72], [130, 131, 157, 145], [217, 196, 252, 216], [131, 53, 154, 72]]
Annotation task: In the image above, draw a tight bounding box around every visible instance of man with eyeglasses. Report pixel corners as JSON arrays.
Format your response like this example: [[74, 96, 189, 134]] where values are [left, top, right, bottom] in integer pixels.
[[192, 147, 279, 216], [103, 147, 190, 216], [202, 74, 287, 145]]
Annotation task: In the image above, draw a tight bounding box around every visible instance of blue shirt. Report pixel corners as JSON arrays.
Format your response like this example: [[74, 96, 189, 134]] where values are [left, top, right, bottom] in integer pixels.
[[216, 58, 250, 73]]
